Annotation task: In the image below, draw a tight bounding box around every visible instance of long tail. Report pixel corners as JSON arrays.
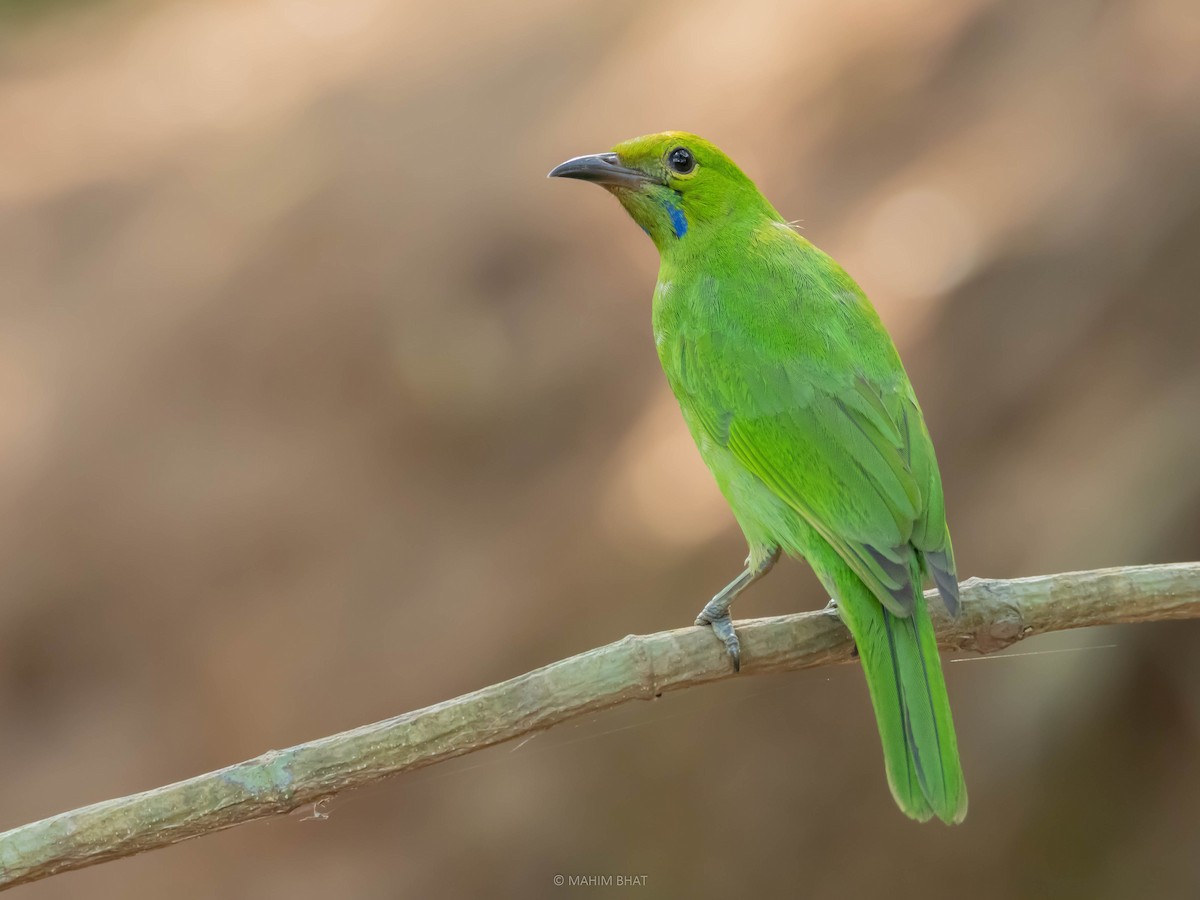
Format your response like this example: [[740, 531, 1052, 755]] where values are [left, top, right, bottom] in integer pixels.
[[835, 570, 967, 824]]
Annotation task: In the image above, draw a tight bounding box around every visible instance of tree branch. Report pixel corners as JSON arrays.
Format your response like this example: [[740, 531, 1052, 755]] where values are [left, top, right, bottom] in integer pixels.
[[1, 563, 1197, 890]]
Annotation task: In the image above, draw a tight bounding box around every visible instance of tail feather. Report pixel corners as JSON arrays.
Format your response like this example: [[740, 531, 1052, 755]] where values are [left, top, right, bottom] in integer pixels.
[[837, 573, 967, 824]]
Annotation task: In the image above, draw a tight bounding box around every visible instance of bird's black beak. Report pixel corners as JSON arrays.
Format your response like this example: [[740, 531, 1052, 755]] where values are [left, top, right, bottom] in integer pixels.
[[547, 152, 657, 189]]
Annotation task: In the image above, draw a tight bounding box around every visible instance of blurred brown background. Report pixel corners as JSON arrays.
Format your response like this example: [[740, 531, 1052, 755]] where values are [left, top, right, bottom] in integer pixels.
[[1, 0, 1199, 896]]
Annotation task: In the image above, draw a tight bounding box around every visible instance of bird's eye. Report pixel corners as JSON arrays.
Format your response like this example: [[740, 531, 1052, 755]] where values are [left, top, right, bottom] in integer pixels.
[[667, 147, 695, 174]]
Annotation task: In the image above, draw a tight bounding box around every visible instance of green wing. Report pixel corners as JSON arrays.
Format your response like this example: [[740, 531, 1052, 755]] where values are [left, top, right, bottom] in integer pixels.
[[672, 324, 959, 616]]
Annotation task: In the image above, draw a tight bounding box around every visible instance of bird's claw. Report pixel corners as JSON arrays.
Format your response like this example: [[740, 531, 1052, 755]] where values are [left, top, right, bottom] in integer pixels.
[[823, 597, 857, 656], [696, 611, 741, 672]]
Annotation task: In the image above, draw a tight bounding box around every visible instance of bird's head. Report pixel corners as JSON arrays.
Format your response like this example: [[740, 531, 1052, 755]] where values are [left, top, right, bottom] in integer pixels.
[[549, 132, 780, 252]]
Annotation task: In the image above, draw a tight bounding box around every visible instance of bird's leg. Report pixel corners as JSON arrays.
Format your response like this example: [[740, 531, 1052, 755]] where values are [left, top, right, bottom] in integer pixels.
[[695, 546, 781, 672]]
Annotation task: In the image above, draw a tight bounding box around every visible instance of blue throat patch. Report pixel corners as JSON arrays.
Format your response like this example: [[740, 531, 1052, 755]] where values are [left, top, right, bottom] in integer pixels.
[[663, 199, 688, 238]]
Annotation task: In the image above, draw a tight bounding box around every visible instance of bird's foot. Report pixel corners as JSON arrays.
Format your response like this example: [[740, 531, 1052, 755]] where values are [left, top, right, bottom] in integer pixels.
[[695, 607, 741, 672]]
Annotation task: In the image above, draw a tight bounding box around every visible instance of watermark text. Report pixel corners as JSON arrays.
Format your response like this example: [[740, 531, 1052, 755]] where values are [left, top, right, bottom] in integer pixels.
[[553, 874, 648, 887]]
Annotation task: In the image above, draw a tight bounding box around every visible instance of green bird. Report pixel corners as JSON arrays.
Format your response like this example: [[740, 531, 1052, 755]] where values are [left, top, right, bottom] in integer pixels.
[[549, 132, 967, 824]]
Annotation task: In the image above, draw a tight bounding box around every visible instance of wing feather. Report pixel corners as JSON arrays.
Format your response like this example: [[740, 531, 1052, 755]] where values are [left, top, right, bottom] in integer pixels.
[[676, 337, 955, 617]]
